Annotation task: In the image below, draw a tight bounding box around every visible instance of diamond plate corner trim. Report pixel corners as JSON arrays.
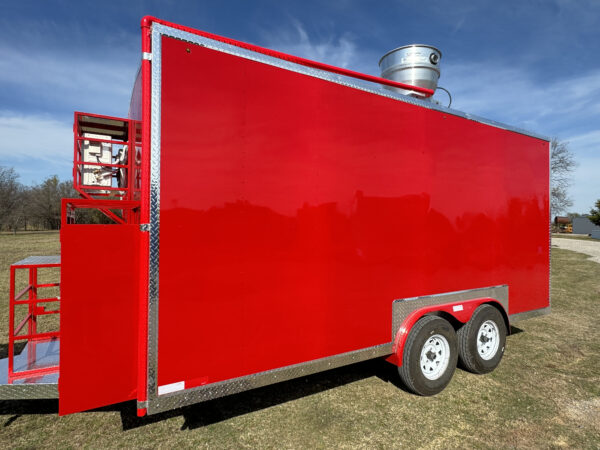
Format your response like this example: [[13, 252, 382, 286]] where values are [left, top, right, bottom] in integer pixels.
[[151, 23, 549, 142], [391, 285, 509, 339], [147, 343, 392, 415], [0, 383, 58, 400], [146, 25, 163, 408], [508, 306, 551, 323]]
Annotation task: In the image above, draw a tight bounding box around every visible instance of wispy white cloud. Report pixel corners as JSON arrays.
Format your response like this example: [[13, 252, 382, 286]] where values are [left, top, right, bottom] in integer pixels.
[[0, 37, 137, 117], [442, 62, 600, 135], [566, 130, 600, 154], [0, 112, 71, 161], [258, 20, 372, 72], [570, 155, 600, 212], [0, 112, 72, 183], [565, 130, 600, 212], [0, 16, 138, 184]]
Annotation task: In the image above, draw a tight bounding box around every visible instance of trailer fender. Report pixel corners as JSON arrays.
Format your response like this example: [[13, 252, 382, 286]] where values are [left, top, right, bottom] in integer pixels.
[[386, 298, 508, 367]]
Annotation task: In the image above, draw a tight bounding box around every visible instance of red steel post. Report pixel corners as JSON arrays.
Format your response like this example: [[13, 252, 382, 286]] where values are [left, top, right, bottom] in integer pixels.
[[28, 268, 38, 369], [8, 266, 16, 376]]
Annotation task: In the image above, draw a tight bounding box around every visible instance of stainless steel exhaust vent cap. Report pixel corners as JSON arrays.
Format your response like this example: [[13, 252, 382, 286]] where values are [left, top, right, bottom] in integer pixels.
[[379, 44, 442, 97]]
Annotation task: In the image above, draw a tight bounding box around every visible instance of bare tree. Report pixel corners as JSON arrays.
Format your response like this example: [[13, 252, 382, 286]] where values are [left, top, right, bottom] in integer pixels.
[[550, 139, 576, 216], [589, 199, 600, 227], [27, 175, 77, 230], [0, 166, 26, 233], [1, 168, 111, 231]]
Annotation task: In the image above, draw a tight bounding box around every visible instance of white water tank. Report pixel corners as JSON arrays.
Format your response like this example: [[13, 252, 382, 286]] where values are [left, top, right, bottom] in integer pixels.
[[82, 133, 112, 187]]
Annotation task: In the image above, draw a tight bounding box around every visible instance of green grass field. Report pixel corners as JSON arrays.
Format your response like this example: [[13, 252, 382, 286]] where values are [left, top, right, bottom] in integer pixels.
[[1, 232, 599, 448]]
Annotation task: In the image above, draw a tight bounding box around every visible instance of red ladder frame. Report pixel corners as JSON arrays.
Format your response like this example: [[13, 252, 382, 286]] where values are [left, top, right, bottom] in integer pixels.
[[8, 260, 61, 379]]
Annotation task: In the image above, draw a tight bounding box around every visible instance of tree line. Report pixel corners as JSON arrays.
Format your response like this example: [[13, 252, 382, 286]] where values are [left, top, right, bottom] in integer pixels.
[[550, 139, 576, 216], [549, 139, 600, 225], [0, 166, 111, 232], [0, 166, 73, 232]]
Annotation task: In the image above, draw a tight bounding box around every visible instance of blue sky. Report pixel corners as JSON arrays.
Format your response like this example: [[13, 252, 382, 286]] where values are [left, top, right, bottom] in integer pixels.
[[1, 0, 598, 213]]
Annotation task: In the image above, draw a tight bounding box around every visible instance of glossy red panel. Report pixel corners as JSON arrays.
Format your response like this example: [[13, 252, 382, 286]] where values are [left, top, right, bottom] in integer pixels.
[[59, 225, 139, 415], [157, 36, 549, 388]]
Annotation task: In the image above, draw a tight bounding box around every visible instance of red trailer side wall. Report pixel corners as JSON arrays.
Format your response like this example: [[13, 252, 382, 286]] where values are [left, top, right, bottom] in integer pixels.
[[156, 36, 549, 389]]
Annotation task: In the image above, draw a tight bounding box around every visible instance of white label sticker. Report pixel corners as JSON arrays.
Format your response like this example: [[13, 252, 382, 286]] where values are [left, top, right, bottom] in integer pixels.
[[158, 381, 185, 395], [452, 304, 464, 312]]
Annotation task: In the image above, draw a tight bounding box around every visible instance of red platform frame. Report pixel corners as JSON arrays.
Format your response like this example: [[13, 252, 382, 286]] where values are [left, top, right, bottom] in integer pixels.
[[8, 259, 60, 380]]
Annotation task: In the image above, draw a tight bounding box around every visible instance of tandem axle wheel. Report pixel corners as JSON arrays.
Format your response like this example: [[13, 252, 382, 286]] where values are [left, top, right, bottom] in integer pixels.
[[397, 304, 508, 395]]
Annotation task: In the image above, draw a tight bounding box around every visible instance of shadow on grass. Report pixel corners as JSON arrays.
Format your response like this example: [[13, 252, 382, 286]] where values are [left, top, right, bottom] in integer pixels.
[[0, 329, 525, 430], [119, 358, 408, 431], [0, 399, 59, 428], [1, 341, 57, 429], [0, 343, 26, 360], [510, 326, 524, 335], [0, 358, 403, 430]]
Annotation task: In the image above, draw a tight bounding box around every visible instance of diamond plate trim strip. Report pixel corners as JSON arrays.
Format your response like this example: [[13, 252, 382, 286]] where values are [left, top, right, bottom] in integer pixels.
[[391, 285, 509, 339], [509, 306, 551, 323], [12, 255, 61, 266], [151, 23, 549, 142], [147, 343, 392, 415], [0, 383, 58, 400], [146, 26, 163, 408]]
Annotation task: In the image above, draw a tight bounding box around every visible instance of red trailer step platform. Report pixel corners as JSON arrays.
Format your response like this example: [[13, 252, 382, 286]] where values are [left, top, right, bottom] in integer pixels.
[[0, 256, 60, 400]]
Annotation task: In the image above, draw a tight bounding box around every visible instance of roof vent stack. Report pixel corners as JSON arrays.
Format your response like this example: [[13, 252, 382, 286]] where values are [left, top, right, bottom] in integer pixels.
[[379, 45, 442, 101]]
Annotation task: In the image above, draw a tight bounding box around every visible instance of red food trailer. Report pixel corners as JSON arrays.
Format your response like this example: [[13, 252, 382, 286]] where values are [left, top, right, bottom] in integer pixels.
[[0, 17, 550, 416]]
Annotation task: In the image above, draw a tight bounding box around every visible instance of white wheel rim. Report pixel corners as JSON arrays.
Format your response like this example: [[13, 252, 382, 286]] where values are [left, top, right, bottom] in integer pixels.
[[477, 320, 500, 360], [419, 334, 451, 380]]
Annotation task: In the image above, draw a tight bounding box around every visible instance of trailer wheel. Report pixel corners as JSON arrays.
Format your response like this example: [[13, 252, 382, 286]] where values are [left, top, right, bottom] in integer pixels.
[[398, 315, 458, 396], [457, 304, 506, 374]]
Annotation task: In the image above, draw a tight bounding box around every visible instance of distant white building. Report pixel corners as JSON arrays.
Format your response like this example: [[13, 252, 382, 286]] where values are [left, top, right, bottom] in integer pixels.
[[572, 216, 600, 236]]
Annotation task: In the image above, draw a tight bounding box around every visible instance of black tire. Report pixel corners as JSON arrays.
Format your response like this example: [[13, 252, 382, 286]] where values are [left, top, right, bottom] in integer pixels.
[[398, 315, 458, 396], [457, 304, 507, 374]]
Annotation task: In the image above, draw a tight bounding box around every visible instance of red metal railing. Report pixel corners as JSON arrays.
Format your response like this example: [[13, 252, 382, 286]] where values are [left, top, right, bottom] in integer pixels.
[[62, 198, 141, 225], [72, 112, 141, 224], [8, 260, 61, 379]]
